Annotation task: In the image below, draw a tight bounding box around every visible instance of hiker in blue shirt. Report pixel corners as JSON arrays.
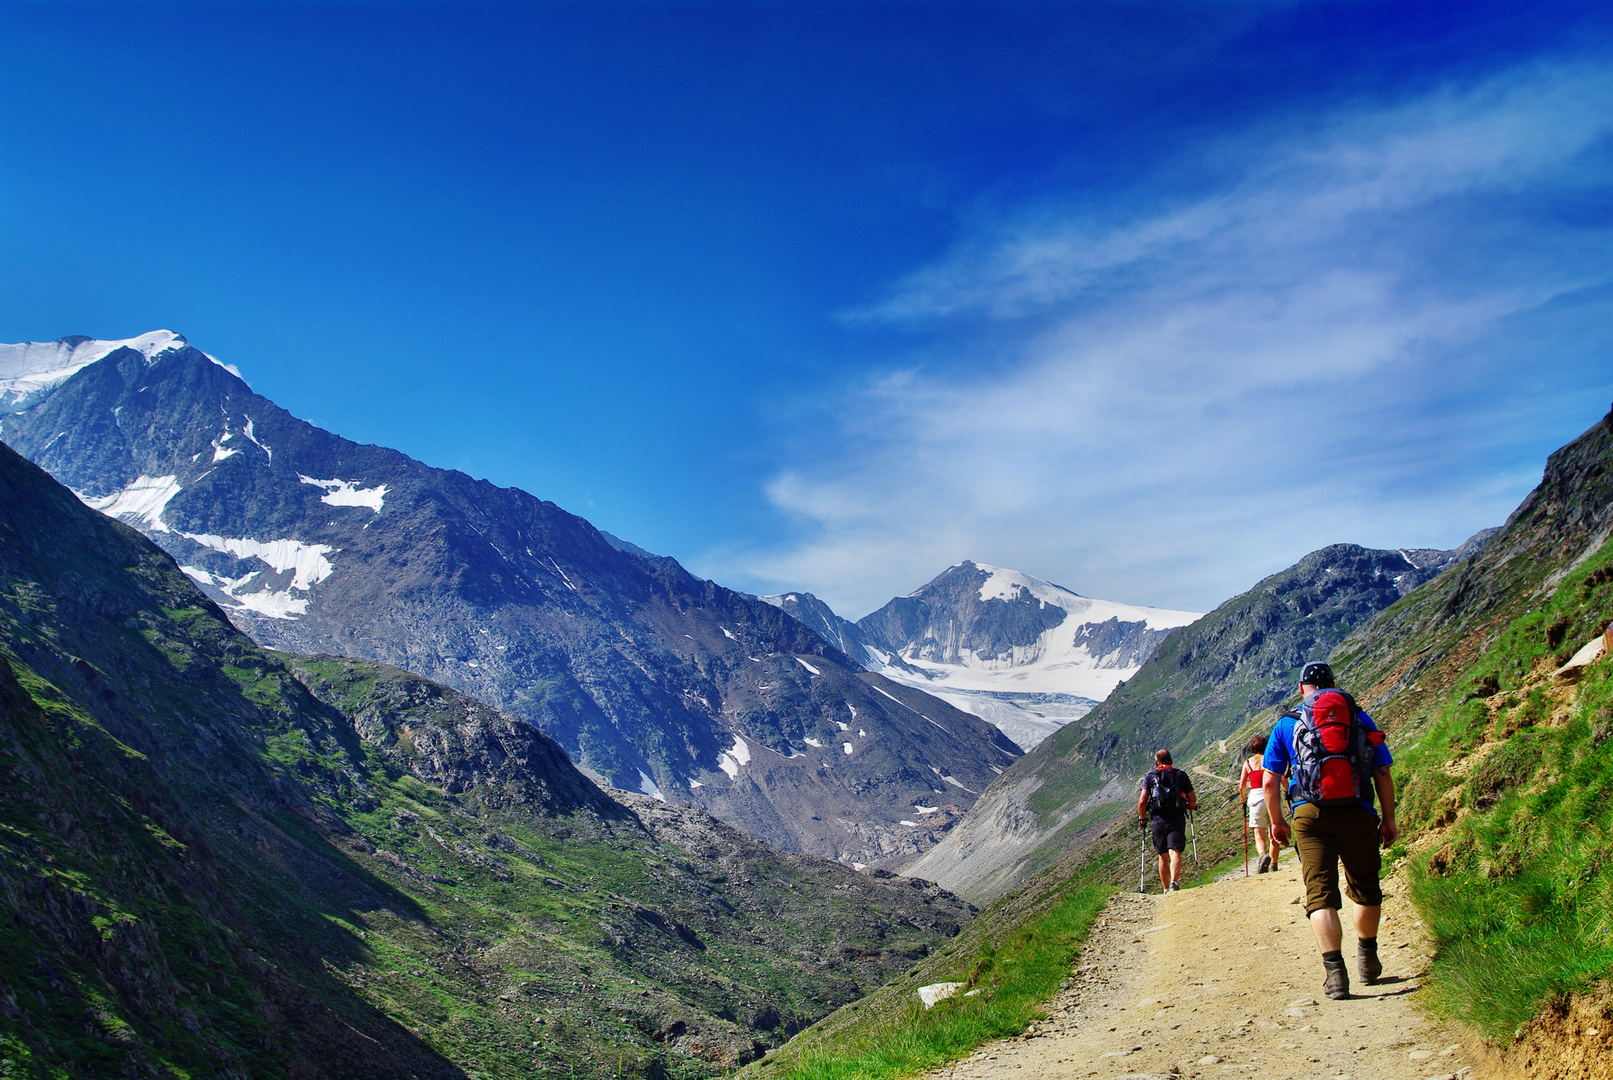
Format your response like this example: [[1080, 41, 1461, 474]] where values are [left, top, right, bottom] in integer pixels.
[[1263, 662, 1397, 1000]]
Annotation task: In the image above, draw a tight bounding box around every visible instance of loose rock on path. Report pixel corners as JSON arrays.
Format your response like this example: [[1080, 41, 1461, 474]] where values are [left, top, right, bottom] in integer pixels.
[[929, 860, 1497, 1080]]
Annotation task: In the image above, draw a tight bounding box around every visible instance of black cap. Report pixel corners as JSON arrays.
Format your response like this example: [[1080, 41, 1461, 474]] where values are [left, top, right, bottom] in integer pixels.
[[1300, 662, 1335, 688]]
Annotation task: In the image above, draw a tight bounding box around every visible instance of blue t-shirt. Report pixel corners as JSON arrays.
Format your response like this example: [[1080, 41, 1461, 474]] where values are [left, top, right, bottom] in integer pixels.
[[1264, 707, 1392, 813]]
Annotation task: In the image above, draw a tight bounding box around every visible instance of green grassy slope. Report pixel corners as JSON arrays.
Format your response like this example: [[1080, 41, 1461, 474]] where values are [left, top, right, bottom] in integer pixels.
[[1322, 415, 1613, 1040], [0, 440, 975, 1078]]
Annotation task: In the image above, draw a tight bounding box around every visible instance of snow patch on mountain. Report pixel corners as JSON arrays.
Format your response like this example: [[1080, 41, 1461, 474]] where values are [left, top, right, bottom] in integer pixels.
[[637, 770, 666, 802], [179, 533, 337, 592], [717, 734, 752, 779], [172, 529, 337, 621], [971, 562, 1197, 633], [179, 565, 313, 619], [240, 417, 271, 461], [299, 475, 387, 512], [925, 688, 1097, 751], [77, 475, 183, 532], [870, 684, 913, 712], [758, 561, 1200, 750]]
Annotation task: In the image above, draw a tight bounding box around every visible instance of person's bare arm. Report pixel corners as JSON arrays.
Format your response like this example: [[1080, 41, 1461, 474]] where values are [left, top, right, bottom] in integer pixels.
[[1187, 788, 1198, 812], [1265, 770, 1287, 844], [1137, 788, 1149, 827], [1374, 766, 1397, 845]]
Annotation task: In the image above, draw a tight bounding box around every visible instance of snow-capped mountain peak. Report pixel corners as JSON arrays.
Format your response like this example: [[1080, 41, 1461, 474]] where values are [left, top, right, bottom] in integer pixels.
[[970, 562, 1084, 607], [853, 560, 1203, 749], [0, 330, 241, 410]]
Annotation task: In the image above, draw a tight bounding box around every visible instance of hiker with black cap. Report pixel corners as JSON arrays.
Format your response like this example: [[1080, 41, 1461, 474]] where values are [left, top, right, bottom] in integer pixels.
[[1137, 749, 1196, 892], [1263, 661, 1397, 1000]]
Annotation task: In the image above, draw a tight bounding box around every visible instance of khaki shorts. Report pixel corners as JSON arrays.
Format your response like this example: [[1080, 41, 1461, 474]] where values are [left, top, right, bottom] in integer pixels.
[[1246, 796, 1271, 830], [1292, 802, 1383, 915]]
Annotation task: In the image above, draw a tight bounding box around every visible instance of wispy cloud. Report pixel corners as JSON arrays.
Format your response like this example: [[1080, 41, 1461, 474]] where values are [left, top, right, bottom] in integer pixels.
[[710, 58, 1613, 617]]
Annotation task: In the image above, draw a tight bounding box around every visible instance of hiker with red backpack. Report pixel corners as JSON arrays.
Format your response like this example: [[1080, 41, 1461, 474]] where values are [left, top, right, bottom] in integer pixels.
[[1137, 749, 1197, 892], [1263, 662, 1398, 1000]]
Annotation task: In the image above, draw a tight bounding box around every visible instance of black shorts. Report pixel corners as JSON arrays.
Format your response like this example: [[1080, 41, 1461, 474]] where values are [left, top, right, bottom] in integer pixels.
[[1151, 816, 1186, 855]]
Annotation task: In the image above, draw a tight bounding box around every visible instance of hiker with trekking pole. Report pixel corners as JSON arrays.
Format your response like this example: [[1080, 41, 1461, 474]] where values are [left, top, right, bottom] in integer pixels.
[[1264, 662, 1397, 1000], [1239, 734, 1281, 874], [1136, 749, 1196, 893]]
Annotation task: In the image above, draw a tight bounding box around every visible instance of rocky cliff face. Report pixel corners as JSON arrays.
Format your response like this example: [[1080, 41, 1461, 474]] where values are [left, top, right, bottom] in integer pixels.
[[759, 591, 882, 669], [0, 437, 975, 1076], [0, 332, 1020, 865], [902, 539, 1492, 900]]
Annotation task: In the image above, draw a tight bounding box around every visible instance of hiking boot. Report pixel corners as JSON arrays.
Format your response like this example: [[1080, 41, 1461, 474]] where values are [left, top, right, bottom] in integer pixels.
[[1258, 854, 1271, 874], [1323, 957, 1350, 1000], [1358, 941, 1382, 985], [1169, 881, 1180, 891]]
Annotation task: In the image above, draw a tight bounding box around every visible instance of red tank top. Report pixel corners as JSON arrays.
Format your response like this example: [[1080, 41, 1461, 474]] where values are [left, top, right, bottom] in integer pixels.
[[1245, 761, 1264, 787]]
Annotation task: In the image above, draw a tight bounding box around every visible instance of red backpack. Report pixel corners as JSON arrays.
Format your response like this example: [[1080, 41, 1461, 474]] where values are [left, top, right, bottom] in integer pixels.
[[1291, 688, 1384, 807]]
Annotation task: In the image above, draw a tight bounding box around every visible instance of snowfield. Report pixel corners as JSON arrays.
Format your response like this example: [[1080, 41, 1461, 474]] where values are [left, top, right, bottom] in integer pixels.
[[868, 562, 1202, 749], [77, 475, 184, 533]]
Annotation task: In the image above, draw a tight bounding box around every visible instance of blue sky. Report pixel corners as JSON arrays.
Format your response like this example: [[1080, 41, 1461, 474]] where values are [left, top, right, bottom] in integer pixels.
[[2, 1, 1610, 616]]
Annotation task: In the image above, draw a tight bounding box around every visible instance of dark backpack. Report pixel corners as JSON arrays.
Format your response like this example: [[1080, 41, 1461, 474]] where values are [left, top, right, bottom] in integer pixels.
[[1144, 768, 1188, 816], [1291, 688, 1384, 807]]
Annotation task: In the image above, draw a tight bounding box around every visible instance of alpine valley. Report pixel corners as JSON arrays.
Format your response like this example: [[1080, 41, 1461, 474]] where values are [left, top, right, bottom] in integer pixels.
[[0, 332, 1023, 867], [0, 435, 980, 1078], [14, 328, 1611, 1079]]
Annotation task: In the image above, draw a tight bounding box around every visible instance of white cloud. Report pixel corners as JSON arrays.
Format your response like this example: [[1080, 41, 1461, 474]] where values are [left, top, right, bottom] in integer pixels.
[[708, 59, 1613, 617]]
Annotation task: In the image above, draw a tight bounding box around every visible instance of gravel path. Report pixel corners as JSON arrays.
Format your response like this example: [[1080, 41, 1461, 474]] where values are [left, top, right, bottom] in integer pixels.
[[929, 861, 1494, 1080]]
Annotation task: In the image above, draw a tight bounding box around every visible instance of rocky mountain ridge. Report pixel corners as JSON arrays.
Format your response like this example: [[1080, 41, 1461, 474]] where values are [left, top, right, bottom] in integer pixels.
[[0, 331, 1021, 865]]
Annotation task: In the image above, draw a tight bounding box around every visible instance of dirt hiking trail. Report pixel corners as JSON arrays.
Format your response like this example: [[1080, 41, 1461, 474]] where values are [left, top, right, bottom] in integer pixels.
[[930, 859, 1502, 1080]]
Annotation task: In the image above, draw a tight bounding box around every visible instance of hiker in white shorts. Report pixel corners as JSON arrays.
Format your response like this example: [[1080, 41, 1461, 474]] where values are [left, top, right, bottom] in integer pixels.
[[1239, 735, 1280, 873]]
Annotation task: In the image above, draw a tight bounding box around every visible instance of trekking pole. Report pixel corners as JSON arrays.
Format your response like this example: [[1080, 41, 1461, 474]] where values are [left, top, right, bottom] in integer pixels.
[[1242, 799, 1250, 877], [1190, 810, 1200, 885], [1138, 822, 1147, 894]]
